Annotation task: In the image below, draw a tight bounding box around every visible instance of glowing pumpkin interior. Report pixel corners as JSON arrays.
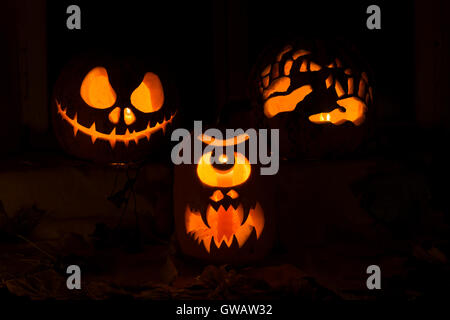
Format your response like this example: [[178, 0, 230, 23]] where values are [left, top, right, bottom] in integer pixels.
[[185, 198, 265, 253], [130, 72, 165, 113], [80, 66, 117, 109]]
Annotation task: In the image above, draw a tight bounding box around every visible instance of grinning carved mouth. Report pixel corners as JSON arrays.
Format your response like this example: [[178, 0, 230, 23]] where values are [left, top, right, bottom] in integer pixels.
[[185, 202, 264, 253], [56, 100, 176, 148]]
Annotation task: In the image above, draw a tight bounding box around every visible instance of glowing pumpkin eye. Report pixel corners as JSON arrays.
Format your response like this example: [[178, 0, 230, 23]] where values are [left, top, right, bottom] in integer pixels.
[[227, 189, 239, 199], [197, 152, 251, 188], [130, 72, 164, 113], [80, 67, 117, 109]]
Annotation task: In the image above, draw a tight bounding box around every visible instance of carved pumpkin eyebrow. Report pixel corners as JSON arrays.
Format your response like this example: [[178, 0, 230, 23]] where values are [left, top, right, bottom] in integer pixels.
[[199, 133, 249, 147]]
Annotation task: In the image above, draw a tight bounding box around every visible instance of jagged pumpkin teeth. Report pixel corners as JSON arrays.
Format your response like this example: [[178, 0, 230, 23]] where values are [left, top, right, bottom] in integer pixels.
[[90, 123, 97, 143], [73, 114, 79, 136], [56, 101, 175, 147], [133, 131, 139, 144], [185, 201, 264, 254], [202, 236, 212, 252], [109, 139, 116, 149]]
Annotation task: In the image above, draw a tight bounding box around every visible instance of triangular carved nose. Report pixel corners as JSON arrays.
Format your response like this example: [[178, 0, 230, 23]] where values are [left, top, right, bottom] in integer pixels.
[[108, 107, 121, 124], [124, 107, 136, 125]]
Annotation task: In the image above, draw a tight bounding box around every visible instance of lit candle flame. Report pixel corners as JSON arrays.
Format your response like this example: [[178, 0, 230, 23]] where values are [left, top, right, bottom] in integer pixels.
[[219, 154, 228, 164], [319, 113, 331, 122]]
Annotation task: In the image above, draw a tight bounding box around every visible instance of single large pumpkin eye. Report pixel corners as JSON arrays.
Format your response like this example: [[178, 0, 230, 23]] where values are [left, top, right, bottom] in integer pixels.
[[197, 152, 251, 188], [80, 67, 117, 109], [130, 72, 164, 113]]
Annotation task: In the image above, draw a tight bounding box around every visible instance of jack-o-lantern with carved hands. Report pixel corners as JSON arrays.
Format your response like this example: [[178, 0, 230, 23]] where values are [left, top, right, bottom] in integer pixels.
[[252, 39, 374, 159]]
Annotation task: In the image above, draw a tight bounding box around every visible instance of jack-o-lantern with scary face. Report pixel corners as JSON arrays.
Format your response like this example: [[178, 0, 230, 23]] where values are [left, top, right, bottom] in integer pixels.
[[251, 39, 374, 159], [174, 131, 275, 263], [51, 54, 178, 163]]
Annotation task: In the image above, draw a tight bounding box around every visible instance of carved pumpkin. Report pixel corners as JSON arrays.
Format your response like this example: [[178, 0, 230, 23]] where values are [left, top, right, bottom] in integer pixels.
[[252, 40, 373, 159], [51, 54, 178, 163], [174, 131, 275, 263]]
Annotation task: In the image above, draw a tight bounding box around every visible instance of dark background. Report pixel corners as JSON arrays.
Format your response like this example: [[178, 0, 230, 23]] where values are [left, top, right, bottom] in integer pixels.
[[1, 0, 448, 159], [2, 0, 433, 156], [46, 0, 414, 124]]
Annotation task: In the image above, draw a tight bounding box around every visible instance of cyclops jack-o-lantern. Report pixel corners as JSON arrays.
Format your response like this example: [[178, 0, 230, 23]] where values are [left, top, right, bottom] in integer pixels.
[[252, 40, 374, 159], [51, 55, 177, 163], [174, 132, 275, 263]]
